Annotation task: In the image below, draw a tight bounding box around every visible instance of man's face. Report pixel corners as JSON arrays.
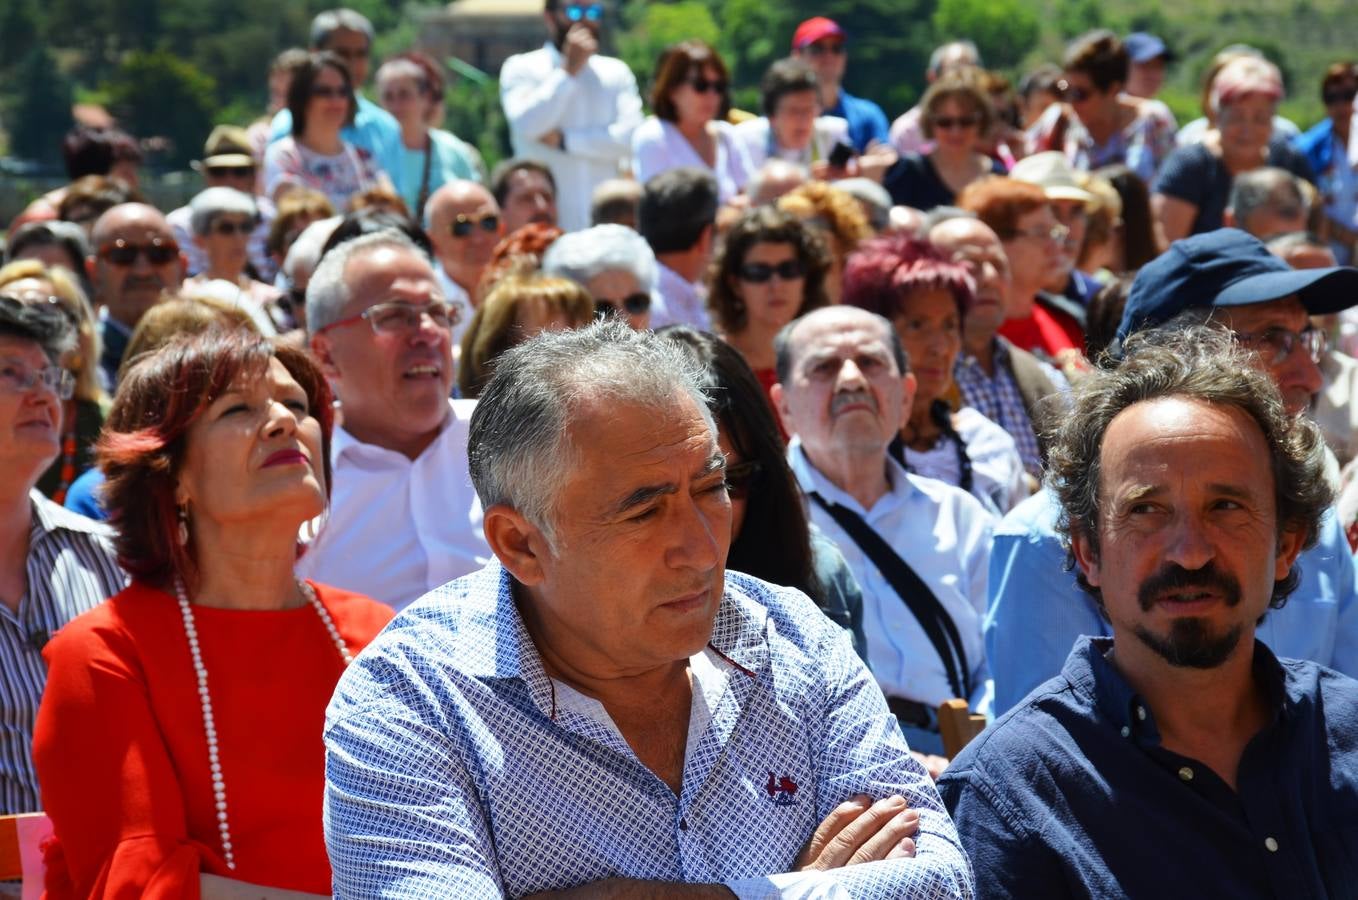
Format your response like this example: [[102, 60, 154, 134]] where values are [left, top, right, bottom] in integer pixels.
[[526, 392, 731, 673], [1127, 57, 1166, 98], [89, 204, 184, 328], [204, 165, 257, 194], [1217, 296, 1322, 415], [1325, 78, 1358, 125], [428, 186, 503, 290], [311, 246, 452, 453], [929, 218, 1012, 341], [770, 89, 819, 152], [546, 1, 604, 47], [501, 169, 558, 235], [796, 38, 847, 89], [775, 310, 914, 468], [1073, 396, 1303, 670], [0, 336, 64, 488], [321, 27, 371, 86]]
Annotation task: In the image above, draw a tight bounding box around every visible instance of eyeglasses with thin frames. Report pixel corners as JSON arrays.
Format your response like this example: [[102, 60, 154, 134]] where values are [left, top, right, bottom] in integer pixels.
[[1008, 223, 1070, 244], [0, 357, 75, 401], [313, 299, 459, 337], [1236, 326, 1326, 366]]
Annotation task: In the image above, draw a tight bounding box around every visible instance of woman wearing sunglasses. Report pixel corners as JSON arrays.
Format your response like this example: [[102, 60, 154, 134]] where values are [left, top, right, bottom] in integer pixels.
[[542, 224, 657, 331], [707, 208, 829, 410], [182, 188, 285, 331], [884, 73, 1006, 212], [632, 40, 754, 203], [264, 52, 393, 213]]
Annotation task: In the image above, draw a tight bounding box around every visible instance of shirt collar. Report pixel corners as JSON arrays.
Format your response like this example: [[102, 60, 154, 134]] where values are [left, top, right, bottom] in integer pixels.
[[786, 436, 915, 515], [331, 398, 454, 462]]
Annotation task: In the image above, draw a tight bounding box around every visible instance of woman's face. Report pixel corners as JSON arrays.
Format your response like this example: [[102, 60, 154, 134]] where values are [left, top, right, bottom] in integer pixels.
[[1001, 205, 1065, 308], [731, 241, 805, 333], [892, 285, 961, 407], [380, 75, 428, 128], [669, 63, 725, 128], [306, 64, 352, 137], [929, 96, 982, 154], [5, 276, 85, 384], [1217, 93, 1275, 161], [199, 213, 254, 277], [586, 269, 650, 331], [176, 357, 326, 538]]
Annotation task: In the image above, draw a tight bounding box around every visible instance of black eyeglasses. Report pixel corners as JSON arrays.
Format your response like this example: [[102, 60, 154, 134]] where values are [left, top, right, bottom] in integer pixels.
[[1323, 87, 1358, 105], [451, 213, 500, 237], [724, 460, 763, 500], [594, 293, 651, 319], [686, 76, 727, 95], [932, 115, 980, 130], [1236, 326, 1326, 366], [209, 219, 255, 237], [311, 85, 349, 99], [805, 42, 846, 57], [738, 260, 804, 283], [562, 2, 603, 21], [98, 238, 180, 266]]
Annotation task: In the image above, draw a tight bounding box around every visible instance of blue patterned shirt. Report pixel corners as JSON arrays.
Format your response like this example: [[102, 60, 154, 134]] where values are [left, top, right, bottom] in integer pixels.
[[954, 339, 1045, 479], [324, 561, 973, 899]]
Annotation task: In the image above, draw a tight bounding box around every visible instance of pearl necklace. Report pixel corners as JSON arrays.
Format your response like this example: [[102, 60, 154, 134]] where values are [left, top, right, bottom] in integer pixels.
[[175, 578, 351, 870]]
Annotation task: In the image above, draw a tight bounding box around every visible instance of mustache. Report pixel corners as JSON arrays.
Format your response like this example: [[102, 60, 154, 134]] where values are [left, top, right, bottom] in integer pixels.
[[830, 390, 878, 416], [1137, 562, 1241, 612]]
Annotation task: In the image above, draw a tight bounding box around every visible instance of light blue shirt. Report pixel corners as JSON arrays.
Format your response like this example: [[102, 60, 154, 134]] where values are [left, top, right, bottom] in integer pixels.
[[986, 488, 1358, 715], [269, 94, 402, 184], [323, 561, 973, 899]]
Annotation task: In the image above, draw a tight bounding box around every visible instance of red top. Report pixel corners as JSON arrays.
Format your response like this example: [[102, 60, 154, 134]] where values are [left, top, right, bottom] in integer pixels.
[[32, 580, 394, 899], [753, 367, 790, 443], [998, 302, 1083, 359]]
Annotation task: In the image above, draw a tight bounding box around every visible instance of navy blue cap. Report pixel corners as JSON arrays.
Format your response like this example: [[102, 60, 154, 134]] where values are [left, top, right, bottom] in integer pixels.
[[1124, 32, 1175, 64], [1117, 228, 1358, 342]]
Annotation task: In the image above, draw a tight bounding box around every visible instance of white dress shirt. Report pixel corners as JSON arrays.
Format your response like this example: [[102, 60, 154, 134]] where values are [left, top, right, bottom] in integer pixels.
[[297, 399, 489, 610], [903, 406, 1027, 516], [500, 43, 644, 232], [788, 439, 995, 711], [651, 262, 710, 331]]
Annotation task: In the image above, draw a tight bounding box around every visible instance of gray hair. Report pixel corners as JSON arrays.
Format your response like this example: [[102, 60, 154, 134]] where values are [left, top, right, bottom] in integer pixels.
[[773, 306, 908, 386], [835, 178, 893, 231], [541, 225, 658, 295], [1046, 323, 1332, 610], [468, 318, 715, 546], [189, 187, 258, 237], [375, 58, 426, 91], [1228, 167, 1307, 232], [283, 215, 342, 287], [920, 205, 977, 234], [310, 8, 374, 48], [928, 40, 981, 78], [305, 228, 423, 334]]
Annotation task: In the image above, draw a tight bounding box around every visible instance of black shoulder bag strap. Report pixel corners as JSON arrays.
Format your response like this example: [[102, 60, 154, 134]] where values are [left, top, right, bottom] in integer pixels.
[[807, 491, 970, 700]]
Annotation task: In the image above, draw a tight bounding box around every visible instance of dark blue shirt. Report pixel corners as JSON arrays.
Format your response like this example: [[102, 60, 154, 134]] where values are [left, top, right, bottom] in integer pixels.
[[824, 89, 889, 153], [937, 635, 1358, 899]]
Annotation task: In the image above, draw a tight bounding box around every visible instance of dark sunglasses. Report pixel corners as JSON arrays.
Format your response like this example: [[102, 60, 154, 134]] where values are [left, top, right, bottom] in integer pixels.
[[563, 2, 603, 21], [210, 219, 255, 237], [311, 85, 349, 99], [594, 292, 651, 319], [687, 76, 727, 95], [724, 460, 763, 500], [737, 260, 804, 283], [98, 238, 180, 266], [1324, 87, 1358, 105], [932, 115, 980, 130], [1056, 79, 1092, 102], [207, 165, 255, 179], [805, 42, 846, 57], [451, 213, 500, 237]]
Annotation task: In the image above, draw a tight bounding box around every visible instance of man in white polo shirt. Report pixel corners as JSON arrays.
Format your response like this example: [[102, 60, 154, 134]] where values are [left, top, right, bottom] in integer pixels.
[[301, 229, 489, 609]]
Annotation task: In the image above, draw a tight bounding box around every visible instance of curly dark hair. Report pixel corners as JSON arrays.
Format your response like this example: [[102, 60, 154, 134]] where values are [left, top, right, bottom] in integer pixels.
[[1045, 323, 1332, 612], [706, 206, 830, 334]]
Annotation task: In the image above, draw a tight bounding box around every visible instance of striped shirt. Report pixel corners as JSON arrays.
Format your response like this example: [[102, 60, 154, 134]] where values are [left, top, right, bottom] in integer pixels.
[[1, 491, 126, 814]]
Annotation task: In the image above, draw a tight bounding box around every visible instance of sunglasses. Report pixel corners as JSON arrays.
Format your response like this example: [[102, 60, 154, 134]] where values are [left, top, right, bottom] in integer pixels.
[[805, 42, 846, 57], [594, 293, 651, 319], [686, 76, 727, 95], [311, 85, 349, 100], [210, 219, 255, 237], [738, 260, 804, 283], [207, 165, 255, 179], [98, 238, 180, 266], [932, 115, 980, 130], [562, 2, 603, 21], [1323, 87, 1358, 105], [724, 459, 763, 500], [1056, 79, 1092, 103], [451, 213, 500, 237]]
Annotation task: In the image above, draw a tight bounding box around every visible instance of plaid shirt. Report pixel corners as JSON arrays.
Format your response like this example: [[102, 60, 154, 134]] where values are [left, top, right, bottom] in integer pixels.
[[324, 561, 973, 899], [954, 340, 1043, 478]]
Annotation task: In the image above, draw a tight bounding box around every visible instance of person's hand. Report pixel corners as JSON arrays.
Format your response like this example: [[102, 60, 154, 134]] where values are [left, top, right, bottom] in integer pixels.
[[561, 24, 597, 76], [856, 143, 898, 183], [912, 750, 950, 781], [795, 794, 920, 871], [539, 129, 564, 149]]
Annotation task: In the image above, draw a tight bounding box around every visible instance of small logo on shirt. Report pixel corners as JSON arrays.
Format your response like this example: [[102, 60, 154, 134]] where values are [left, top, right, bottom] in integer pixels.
[[764, 771, 799, 806]]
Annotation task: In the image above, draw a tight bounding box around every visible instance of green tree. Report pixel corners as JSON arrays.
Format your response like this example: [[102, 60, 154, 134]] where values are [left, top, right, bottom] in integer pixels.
[[618, 1, 722, 94], [932, 0, 1040, 72], [0, 0, 40, 75], [7, 48, 76, 164], [105, 50, 217, 168]]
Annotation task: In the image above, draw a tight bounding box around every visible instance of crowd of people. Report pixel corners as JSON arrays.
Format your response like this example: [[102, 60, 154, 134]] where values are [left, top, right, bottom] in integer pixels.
[[2, 4, 1358, 898]]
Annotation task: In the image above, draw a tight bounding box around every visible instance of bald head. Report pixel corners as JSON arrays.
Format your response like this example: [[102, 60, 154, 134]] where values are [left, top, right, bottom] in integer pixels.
[[928, 215, 1012, 341], [88, 202, 184, 329], [425, 180, 503, 293]]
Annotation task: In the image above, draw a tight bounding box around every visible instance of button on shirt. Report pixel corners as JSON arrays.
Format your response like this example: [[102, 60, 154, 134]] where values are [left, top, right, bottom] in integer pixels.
[[296, 399, 489, 610], [937, 636, 1358, 899], [1, 492, 127, 813], [985, 489, 1358, 715], [323, 563, 974, 899], [500, 43, 644, 232], [788, 440, 995, 711]]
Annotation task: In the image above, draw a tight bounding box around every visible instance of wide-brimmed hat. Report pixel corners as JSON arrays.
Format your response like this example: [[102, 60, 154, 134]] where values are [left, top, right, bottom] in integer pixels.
[[192, 125, 256, 172], [1009, 152, 1095, 204]]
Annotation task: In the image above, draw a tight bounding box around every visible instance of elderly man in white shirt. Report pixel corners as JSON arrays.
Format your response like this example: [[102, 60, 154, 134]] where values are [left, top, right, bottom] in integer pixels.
[[499, 0, 643, 232], [301, 229, 489, 610], [772, 306, 995, 769]]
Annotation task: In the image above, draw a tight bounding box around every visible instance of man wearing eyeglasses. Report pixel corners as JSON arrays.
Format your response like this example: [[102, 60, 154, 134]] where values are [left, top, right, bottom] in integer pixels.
[[301, 230, 490, 610], [86, 203, 186, 389], [0, 298, 126, 816], [500, 0, 643, 233], [985, 227, 1358, 717], [424, 180, 504, 340]]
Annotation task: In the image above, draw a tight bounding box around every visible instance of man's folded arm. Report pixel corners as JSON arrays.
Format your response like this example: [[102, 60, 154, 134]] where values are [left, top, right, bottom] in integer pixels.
[[501, 59, 576, 142]]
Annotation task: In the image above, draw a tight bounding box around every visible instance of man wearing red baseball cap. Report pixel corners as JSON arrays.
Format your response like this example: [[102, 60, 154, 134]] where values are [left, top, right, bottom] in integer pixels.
[[791, 16, 890, 154]]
